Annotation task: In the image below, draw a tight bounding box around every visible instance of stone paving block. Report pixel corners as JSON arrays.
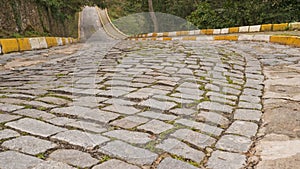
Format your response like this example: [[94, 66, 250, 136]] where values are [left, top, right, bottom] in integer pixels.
[[32, 160, 76, 169], [198, 101, 233, 114], [243, 88, 263, 97], [76, 77, 105, 84], [125, 91, 153, 100], [157, 80, 177, 87], [36, 97, 70, 105], [196, 111, 230, 127], [49, 149, 98, 168], [171, 93, 202, 101], [5, 118, 67, 137], [176, 87, 204, 95], [138, 88, 170, 95], [239, 95, 261, 103], [138, 111, 177, 121], [139, 99, 177, 111], [171, 129, 216, 149], [175, 118, 223, 136], [137, 119, 173, 134], [24, 101, 56, 109], [103, 129, 152, 144], [13, 109, 56, 120], [179, 82, 200, 89], [51, 106, 120, 123], [2, 136, 57, 155], [169, 108, 196, 115], [157, 157, 198, 169], [92, 159, 140, 169], [205, 84, 220, 92], [238, 101, 262, 110], [0, 129, 20, 140], [51, 130, 109, 148], [99, 140, 158, 165], [207, 150, 246, 169], [104, 98, 136, 106], [216, 135, 252, 153], [226, 121, 258, 138], [153, 95, 194, 104], [222, 87, 241, 96], [0, 98, 27, 105], [66, 120, 107, 133], [103, 104, 140, 115], [0, 151, 43, 169], [0, 103, 24, 112], [110, 116, 149, 129], [98, 90, 129, 97], [0, 114, 21, 123], [47, 117, 76, 126], [206, 92, 238, 101], [156, 138, 205, 162], [234, 109, 262, 122]]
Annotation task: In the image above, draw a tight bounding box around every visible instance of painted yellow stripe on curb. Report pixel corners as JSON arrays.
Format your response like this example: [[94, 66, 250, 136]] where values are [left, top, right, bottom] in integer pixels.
[[17, 38, 31, 51], [261, 24, 272, 31], [229, 27, 239, 33], [272, 23, 289, 31], [176, 31, 189, 36], [214, 35, 238, 41], [270, 36, 300, 47], [151, 37, 157, 41], [182, 36, 196, 41], [46, 37, 58, 47], [163, 32, 169, 37], [163, 37, 172, 41], [152, 33, 158, 37], [0, 39, 19, 54], [201, 29, 214, 35]]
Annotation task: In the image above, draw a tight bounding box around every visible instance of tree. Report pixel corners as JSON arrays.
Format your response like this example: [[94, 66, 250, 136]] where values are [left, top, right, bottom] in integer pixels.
[[148, 0, 159, 32]]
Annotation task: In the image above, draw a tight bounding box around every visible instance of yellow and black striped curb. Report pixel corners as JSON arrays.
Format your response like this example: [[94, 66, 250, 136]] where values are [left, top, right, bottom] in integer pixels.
[[131, 22, 300, 38], [129, 34, 300, 48], [0, 37, 78, 54]]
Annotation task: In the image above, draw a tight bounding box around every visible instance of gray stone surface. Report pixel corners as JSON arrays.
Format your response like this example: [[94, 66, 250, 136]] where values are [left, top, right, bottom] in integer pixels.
[[175, 118, 223, 136], [0, 114, 21, 123], [99, 140, 158, 165], [171, 129, 216, 149], [226, 121, 258, 138], [103, 130, 152, 144], [0, 103, 24, 112], [5, 118, 66, 137], [196, 111, 230, 127], [49, 149, 98, 168], [234, 109, 262, 121], [103, 104, 140, 115], [32, 160, 76, 169], [207, 150, 246, 169], [137, 119, 173, 134], [51, 130, 109, 148], [0, 129, 20, 140], [216, 135, 252, 153], [139, 99, 177, 111], [156, 138, 205, 162], [92, 159, 140, 169], [169, 108, 195, 115], [138, 111, 177, 121], [157, 157, 198, 169], [198, 101, 233, 114], [13, 109, 56, 120], [238, 101, 262, 110], [66, 120, 107, 133], [110, 116, 149, 129], [2, 136, 57, 155], [36, 97, 70, 105], [0, 151, 42, 169]]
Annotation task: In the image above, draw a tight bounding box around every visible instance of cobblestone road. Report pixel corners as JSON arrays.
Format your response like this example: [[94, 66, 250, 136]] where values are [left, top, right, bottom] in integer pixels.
[[0, 37, 299, 168]]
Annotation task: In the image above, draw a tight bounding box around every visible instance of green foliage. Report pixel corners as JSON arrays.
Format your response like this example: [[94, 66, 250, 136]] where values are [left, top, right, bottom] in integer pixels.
[[187, 0, 300, 29]]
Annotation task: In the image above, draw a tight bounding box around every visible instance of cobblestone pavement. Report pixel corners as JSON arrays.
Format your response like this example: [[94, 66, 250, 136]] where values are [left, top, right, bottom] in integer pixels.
[[0, 38, 299, 169]]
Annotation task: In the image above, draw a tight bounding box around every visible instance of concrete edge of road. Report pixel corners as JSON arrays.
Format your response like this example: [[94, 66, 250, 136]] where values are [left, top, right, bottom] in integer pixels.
[[132, 22, 300, 38], [0, 37, 78, 54], [129, 34, 300, 48]]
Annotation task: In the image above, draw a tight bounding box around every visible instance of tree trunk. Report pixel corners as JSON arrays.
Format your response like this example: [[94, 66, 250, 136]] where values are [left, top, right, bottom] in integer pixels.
[[148, 0, 159, 32]]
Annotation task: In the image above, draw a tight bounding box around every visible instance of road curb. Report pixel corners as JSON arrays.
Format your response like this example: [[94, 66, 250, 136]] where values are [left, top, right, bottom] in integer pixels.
[[0, 37, 78, 54]]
